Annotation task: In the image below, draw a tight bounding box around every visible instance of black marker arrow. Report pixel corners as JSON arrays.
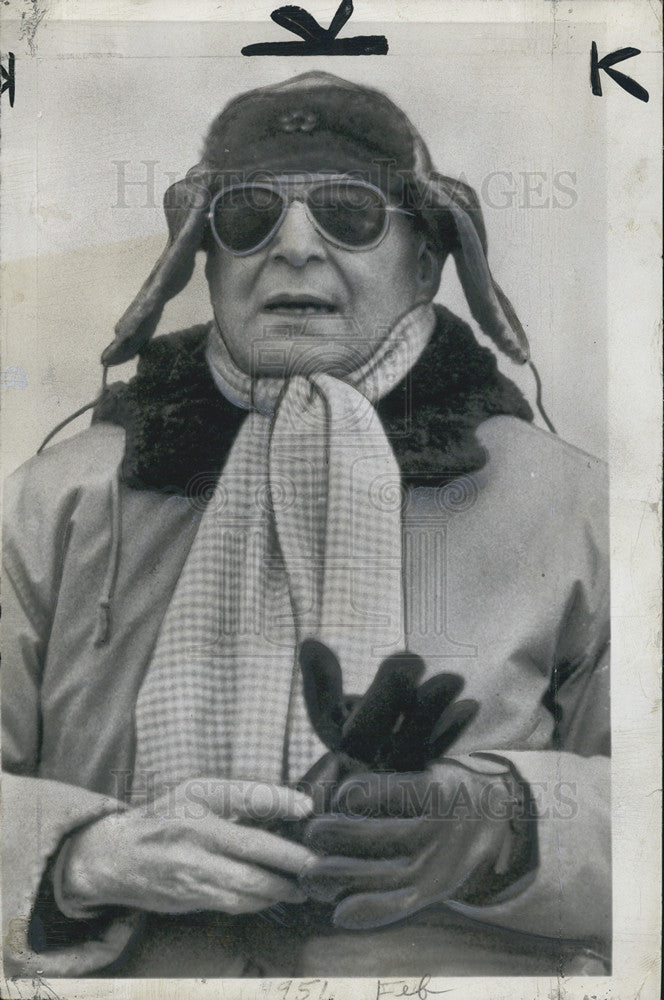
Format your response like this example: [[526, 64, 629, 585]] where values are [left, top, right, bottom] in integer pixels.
[[242, 0, 387, 56], [271, 6, 330, 41], [591, 42, 649, 102], [1, 52, 15, 107], [326, 0, 354, 38]]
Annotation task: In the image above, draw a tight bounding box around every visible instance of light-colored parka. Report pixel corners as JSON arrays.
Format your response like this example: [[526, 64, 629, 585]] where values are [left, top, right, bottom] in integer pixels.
[[2, 317, 610, 979]]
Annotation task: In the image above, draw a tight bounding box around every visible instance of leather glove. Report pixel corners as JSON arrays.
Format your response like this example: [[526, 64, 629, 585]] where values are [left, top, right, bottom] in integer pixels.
[[294, 639, 479, 813], [256, 641, 480, 929], [299, 758, 534, 930]]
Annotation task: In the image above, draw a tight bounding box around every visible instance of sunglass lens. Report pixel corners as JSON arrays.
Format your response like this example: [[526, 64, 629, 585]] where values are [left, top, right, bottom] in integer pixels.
[[309, 183, 387, 248], [212, 187, 284, 253]]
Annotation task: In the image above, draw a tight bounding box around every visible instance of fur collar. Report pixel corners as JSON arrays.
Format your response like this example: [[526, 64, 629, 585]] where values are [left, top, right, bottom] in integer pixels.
[[93, 305, 532, 494]]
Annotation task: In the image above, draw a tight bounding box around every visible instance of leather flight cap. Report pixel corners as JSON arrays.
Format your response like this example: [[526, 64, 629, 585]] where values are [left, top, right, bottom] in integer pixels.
[[103, 71, 531, 368], [201, 72, 418, 186]]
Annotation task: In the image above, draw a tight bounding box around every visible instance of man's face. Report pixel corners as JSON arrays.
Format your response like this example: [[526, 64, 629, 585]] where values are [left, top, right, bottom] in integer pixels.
[[205, 175, 439, 377]]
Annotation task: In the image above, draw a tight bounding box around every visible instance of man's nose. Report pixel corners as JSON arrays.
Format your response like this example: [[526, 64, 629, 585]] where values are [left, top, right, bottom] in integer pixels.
[[270, 200, 326, 266]]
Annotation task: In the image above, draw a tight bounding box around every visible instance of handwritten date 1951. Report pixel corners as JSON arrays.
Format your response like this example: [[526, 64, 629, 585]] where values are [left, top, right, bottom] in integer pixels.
[[265, 975, 449, 1000], [274, 980, 331, 1000]]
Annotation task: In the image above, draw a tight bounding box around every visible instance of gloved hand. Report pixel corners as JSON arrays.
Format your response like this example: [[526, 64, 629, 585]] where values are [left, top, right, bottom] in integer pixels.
[[256, 641, 481, 929], [294, 639, 479, 813], [299, 758, 534, 929]]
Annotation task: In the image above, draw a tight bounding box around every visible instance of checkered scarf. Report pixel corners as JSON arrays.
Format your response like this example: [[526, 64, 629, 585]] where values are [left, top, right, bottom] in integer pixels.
[[132, 305, 435, 795]]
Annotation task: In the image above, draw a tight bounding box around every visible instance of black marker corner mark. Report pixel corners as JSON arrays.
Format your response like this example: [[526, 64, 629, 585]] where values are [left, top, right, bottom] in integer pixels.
[[242, 1, 388, 56], [590, 41, 649, 103], [1, 51, 15, 107]]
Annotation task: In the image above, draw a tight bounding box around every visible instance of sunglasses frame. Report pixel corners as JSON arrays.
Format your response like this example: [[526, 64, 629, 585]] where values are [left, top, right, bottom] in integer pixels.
[[208, 176, 415, 257]]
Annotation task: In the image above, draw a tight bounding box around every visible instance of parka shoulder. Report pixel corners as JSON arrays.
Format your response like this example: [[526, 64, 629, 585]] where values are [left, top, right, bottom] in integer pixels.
[[4, 423, 126, 516], [474, 414, 608, 547], [3, 425, 127, 629], [477, 415, 608, 494], [3, 425, 126, 576]]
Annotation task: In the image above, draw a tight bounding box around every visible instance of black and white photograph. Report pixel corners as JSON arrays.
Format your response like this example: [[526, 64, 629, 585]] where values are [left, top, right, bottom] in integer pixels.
[[0, 2, 660, 996]]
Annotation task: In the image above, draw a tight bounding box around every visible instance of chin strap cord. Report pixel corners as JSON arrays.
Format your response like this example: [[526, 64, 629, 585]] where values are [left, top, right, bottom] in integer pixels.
[[37, 367, 109, 455], [528, 358, 557, 435]]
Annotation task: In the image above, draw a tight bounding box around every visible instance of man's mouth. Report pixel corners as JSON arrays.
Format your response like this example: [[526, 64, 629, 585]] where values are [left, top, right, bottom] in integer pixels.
[[263, 294, 338, 315]]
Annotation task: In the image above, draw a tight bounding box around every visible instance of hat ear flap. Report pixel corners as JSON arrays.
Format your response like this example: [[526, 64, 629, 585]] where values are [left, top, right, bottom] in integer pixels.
[[101, 168, 212, 367], [422, 172, 530, 365]]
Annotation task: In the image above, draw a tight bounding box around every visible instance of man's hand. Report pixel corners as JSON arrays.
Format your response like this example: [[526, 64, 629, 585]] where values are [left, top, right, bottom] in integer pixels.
[[59, 779, 316, 915], [300, 758, 531, 929]]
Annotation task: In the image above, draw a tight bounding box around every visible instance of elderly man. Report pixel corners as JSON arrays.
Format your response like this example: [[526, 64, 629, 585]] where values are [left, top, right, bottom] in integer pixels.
[[2, 72, 610, 978]]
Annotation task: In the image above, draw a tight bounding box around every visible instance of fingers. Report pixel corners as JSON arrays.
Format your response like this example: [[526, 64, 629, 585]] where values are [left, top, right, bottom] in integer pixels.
[[223, 781, 314, 822], [297, 751, 341, 788], [333, 770, 435, 818], [150, 779, 314, 824], [340, 654, 424, 762], [305, 815, 431, 859], [65, 794, 314, 915], [199, 815, 316, 875], [299, 855, 412, 903], [297, 752, 367, 815], [129, 846, 306, 914], [213, 889, 299, 915], [415, 672, 465, 710], [210, 854, 307, 910], [332, 761, 494, 818], [428, 698, 479, 758], [333, 886, 423, 930], [300, 829, 478, 919], [389, 672, 465, 770], [298, 639, 345, 749]]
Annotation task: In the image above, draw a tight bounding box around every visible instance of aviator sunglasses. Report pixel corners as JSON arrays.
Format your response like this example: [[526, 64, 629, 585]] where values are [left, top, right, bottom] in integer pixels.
[[208, 176, 415, 256]]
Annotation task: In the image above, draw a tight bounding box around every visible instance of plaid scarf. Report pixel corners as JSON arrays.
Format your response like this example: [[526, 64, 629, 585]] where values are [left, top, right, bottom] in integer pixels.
[[132, 305, 435, 794]]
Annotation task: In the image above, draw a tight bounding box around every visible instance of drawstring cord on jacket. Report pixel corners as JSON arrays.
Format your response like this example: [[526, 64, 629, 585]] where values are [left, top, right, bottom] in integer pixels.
[[35, 366, 122, 646], [92, 470, 123, 647], [528, 358, 557, 435], [37, 367, 110, 455]]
